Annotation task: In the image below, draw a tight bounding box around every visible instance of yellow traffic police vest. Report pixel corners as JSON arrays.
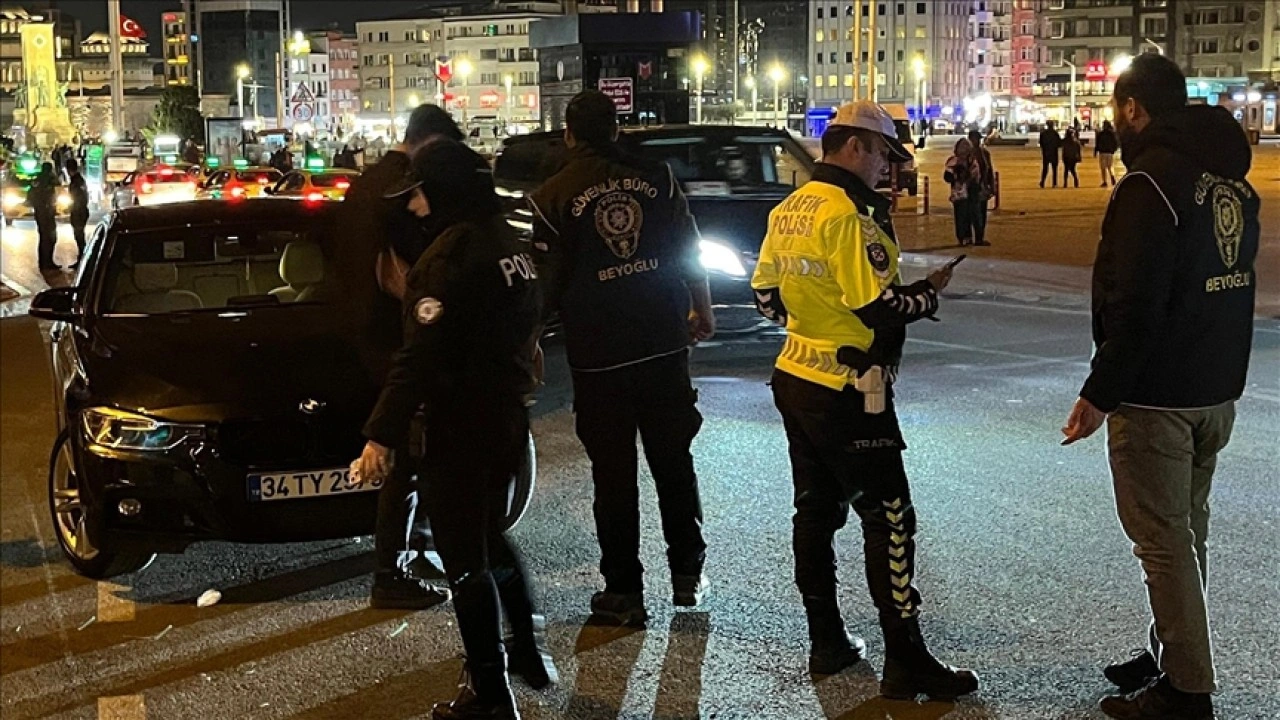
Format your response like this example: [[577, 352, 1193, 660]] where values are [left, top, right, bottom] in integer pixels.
[[751, 179, 901, 390]]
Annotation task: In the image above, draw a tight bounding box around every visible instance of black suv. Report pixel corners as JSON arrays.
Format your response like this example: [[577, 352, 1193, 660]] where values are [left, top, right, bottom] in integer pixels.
[[493, 125, 817, 333]]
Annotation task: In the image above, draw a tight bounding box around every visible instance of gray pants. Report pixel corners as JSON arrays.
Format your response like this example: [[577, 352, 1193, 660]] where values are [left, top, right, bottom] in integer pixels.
[[1107, 402, 1236, 694]]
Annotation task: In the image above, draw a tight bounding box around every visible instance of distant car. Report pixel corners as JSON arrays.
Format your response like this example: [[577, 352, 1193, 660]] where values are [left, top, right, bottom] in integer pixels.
[[196, 167, 283, 200], [27, 199, 537, 578], [2, 176, 72, 225], [493, 125, 817, 333], [111, 166, 199, 209], [267, 169, 358, 202]]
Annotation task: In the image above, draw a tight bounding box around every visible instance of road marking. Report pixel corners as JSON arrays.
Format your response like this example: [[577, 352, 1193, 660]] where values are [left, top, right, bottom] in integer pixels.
[[951, 298, 1092, 316], [98, 695, 146, 720], [97, 581, 136, 622], [907, 337, 1091, 366]]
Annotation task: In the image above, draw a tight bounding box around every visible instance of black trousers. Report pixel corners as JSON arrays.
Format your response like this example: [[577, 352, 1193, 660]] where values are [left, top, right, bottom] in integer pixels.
[[1040, 157, 1059, 187], [771, 370, 922, 631], [35, 212, 57, 267], [572, 350, 707, 594], [70, 212, 89, 256], [1064, 161, 1080, 187], [373, 440, 431, 576], [968, 192, 988, 244], [951, 200, 971, 243], [422, 399, 538, 678]]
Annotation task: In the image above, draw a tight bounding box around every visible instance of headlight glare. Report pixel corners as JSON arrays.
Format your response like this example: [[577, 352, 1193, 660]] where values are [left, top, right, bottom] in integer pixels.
[[81, 407, 204, 451], [699, 239, 747, 277], [2, 191, 22, 209]]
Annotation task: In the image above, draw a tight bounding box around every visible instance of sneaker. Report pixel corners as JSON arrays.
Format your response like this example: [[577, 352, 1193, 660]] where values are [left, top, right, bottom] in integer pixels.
[[588, 591, 647, 627], [1104, 650, 1160, 694], [1099, 675, 1214, 720], [406, 551, 448, 581], [371, 573, 451, 610], [672, 573, 709, 607]]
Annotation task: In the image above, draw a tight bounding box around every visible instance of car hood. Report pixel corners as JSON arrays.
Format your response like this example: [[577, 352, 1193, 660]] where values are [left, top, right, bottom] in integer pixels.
[[685, 192, 789, 255], [82, 311, 378, 423]]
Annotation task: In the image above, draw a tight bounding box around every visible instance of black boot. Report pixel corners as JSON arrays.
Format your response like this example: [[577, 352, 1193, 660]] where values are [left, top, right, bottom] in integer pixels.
[[432, 662, 520, 720], [1104, 650, 1159, 694], [804, 597, 867, 675], [881, 620, 979, 701], [1099, 675, 1214, 720], [371, 572, 451, 610], [589, 591, 648, 627], [505, 614, 559, 690]]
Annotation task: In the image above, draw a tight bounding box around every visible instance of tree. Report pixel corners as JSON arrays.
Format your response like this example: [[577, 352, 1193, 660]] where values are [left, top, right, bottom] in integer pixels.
[[148, 86, 204, 145]]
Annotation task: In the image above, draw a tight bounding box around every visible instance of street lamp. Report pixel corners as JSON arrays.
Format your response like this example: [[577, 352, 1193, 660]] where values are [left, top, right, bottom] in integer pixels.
[[236, 64, 251, 118], [1111, 54, 1133, 76], [768, 64, 786, 130], [1142, 37, 1164, 55], [1061, 59, 1077, 127], [692, 55, 709, 124], [407, 93, 419, 108], [744, 75, 758, 124], [456, 57, 474, 131], [912, 55, 926, 136], [504, 74, 514, 127]]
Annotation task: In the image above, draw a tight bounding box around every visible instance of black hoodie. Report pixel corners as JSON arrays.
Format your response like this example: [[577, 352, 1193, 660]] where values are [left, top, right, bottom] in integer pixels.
[[1081, 105, 1260, 413]]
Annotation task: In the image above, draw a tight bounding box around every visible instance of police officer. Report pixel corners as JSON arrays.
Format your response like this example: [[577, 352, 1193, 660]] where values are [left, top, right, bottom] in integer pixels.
[[64, 158, 90, 265], [751, 100, 979, 699], [355, 141, 553, 720], [529, 90, 715, 626], [337, 105, 464, 609], [29, 162, 60, 272]]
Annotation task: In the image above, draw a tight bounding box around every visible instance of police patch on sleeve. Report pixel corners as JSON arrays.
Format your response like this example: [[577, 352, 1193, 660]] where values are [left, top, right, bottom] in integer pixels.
[[866, 242, 891, 277], [414, 297, 444, 325]]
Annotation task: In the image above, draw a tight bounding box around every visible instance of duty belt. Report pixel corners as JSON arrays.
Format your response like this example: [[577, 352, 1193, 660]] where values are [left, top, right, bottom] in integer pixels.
[[780, 336, 858, 382]]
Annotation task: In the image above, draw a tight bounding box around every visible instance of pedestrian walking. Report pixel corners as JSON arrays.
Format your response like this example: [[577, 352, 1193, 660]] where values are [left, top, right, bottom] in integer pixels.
[[64, 158, 90, 265], [943, 138, 976, 245], [355, 140, 554, 720], [967, 129, 994, 246], [1062, 128, 1082, 188], [1061, 54, 1260, 720], [1039, 120, 1062, 188], [335, 104, 465, 610], [529, 90, 715, 627], [751, 100, 979, 699], [29, 162, 60, 272], [1095, 120, 1119, 186]]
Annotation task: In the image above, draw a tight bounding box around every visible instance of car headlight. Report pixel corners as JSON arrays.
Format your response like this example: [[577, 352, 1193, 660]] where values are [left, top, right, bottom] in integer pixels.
[[699, 239, 747, 278], [2, 191, 22, 209], [81, 407, 205, 452], [56, 192, 71, 209]]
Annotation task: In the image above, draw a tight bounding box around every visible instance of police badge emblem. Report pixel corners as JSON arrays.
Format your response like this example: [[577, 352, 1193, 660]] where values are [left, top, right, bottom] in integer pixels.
[[414, 297, 444, 325], [1211, 183, 1243, 269], [595, 192, 644, 259], [866, 242, 891, 277]]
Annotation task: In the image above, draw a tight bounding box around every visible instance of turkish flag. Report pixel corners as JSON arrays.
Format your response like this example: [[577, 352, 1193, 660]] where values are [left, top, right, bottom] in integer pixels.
[[121, 15, 147, 39]]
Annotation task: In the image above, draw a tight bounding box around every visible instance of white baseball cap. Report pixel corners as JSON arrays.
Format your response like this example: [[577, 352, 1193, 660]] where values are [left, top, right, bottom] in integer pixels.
[[829, 100, 913, 162]]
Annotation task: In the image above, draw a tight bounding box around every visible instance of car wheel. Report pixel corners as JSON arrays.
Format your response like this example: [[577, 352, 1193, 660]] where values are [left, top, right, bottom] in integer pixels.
[[49, 436, 155, 579], [500, 430, 537, 533]]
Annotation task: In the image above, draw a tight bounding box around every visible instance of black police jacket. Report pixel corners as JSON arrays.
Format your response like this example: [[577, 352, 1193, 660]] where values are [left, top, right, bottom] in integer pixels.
[[363, 215, 542, 447], [529, 144, 706, 372], [1080, 106, 1259, 413]]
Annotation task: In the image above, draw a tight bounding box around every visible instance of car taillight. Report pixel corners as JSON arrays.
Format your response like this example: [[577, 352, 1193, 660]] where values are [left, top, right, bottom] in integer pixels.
[[335, 179, 350, 190], [159, 168, 174, 177], [258, 176, 270, 184], [140, 181, 153, 193], [230, 186, 246, 198], [305, 191, 324, 203]]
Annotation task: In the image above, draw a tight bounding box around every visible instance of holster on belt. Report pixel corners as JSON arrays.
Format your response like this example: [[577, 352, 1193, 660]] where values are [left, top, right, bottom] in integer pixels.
[[837, 346, 886, 415]]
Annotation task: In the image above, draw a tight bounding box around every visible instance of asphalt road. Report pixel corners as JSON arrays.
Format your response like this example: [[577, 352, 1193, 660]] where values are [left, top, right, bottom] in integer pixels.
[[2, 290, 1277, 719]]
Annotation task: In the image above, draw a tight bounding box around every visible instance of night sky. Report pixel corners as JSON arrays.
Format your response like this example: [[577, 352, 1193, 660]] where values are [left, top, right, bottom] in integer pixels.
[[60, 0, 445, 46]]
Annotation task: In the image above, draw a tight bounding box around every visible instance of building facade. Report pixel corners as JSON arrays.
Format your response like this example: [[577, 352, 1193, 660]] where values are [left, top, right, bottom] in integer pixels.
[[162, 11, 194, 86], [323, 31, 360, 133], [808, 0, 971, 114], [193, 0, 286, 123]]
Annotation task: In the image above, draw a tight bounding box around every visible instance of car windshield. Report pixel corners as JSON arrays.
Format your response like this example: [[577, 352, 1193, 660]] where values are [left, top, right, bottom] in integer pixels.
[[309, 172, 356, 188], [236, 170, 281, 184], [100, 222, 337, 316], [630, 136, 812, 191]]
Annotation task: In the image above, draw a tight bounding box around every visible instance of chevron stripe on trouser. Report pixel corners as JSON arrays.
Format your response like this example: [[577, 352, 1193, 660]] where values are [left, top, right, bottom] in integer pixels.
[[771, 370, 922, 630]]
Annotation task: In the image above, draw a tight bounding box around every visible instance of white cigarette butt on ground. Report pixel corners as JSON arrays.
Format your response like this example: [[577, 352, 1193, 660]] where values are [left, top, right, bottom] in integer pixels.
[[151, 624, 174, 640], [77, 615, 97, 631], [389, 621, 409, 638], [196, 589, 222, 608]]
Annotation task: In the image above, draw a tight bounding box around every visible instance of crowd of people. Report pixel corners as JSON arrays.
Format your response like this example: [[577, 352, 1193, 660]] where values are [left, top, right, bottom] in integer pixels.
[[337, 53, 1255, 720]]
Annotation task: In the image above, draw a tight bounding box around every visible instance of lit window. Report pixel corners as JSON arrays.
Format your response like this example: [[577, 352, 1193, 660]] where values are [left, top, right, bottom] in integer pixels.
[[844, 74, 854, 86], [817, 30, 825, 42], [915, 27, 926, 38], [828, 74, 838, 86], [816, 75, 824, 87]]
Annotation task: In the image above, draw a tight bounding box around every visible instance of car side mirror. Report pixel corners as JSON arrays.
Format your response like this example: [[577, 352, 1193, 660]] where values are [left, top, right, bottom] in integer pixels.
[[28, 286, 81, 323]]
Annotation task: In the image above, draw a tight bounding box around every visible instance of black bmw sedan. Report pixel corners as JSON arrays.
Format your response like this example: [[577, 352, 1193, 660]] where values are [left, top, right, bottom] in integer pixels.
[[29, 200, 534, 579]]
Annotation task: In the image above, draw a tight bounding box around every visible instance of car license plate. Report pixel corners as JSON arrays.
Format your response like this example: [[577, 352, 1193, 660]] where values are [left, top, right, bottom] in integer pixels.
[[246, 467, 382, 502]]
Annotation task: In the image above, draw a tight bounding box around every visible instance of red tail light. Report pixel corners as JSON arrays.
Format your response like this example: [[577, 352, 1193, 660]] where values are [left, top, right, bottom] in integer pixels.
[[159, 168, 174, 177], [305, 191, 324, 203], [140, 181, 154, 193], [258, 176, 270, 185], [335, 179, 350, 190], [230, 185, 246, 198]]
